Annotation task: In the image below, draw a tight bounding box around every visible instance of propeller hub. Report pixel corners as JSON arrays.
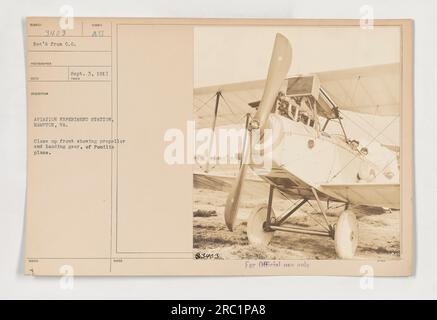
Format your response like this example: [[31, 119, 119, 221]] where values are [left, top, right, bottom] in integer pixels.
[[249, 119, 260, 131]]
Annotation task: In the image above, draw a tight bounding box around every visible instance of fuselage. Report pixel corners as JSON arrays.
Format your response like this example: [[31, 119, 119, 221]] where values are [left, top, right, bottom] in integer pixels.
[[251, 113, 397, 194]]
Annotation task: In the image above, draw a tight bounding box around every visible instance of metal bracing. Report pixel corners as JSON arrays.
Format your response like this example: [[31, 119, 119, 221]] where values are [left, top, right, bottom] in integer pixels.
[[275, 199, 307, 225], [269, 225, 331, 237], [263, 186, 332, 238], [265, 185, 275, 229], [311, 188, 331, 227]]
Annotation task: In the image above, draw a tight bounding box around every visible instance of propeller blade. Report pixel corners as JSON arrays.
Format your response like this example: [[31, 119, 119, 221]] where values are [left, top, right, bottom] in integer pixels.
[[224, 33, 292, 231], [254, 33, 292, 131], [224, 163, 249, 231]]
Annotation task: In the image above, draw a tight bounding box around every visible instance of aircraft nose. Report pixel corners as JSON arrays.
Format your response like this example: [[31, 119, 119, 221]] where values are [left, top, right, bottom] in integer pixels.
[[265, 113, 286, 150]]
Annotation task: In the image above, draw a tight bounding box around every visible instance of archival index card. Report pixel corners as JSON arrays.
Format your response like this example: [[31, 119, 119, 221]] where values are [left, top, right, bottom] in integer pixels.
[[25, 18, 413, 276]]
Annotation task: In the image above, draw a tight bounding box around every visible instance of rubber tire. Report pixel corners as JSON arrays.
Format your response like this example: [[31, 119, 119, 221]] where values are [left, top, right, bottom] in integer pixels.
[[334, 209, 359, 259], [247, 205, 275, 246]]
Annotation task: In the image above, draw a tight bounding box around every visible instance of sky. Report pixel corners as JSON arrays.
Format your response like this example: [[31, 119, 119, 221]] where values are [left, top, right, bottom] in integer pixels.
[[194, 25, 401, 87]]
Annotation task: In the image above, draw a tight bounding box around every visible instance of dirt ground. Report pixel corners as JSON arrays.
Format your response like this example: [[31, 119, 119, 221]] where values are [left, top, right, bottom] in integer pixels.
[[193, 188, 401, 260]]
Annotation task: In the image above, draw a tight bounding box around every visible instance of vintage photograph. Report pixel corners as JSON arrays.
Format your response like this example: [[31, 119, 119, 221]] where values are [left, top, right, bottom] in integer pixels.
[[193, 26, 401, 260]]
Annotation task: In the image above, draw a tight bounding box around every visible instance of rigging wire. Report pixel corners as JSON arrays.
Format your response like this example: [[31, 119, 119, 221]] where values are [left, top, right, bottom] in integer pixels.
[[218, 93, 241, 125], [218, 93, 237, 116], [305, 201, 331, 232], [351, 110, 397, 146], [339, 110, 397, 146], [328, 115, 399, 181], [373, 156, 398, 179], [194, 92, 217, 113]]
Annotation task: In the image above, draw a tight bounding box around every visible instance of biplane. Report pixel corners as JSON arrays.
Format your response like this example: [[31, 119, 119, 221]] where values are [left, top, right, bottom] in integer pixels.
[[193, 34, 400, 259]]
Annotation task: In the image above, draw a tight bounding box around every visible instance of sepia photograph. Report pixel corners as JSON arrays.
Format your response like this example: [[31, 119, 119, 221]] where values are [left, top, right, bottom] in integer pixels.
[[193, 26, 401, 260], [3, 0, 431, 301]]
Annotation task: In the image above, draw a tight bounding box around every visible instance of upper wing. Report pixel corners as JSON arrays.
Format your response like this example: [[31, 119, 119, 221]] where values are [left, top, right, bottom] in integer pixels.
[[317, 63, 400, 116], [319, 183, 400, 209], [194, 81, 264, 128], [194, 63, 400, 128]]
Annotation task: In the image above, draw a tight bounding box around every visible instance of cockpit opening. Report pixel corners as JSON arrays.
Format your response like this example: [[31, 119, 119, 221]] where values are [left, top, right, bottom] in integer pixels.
[[275, 92, 318, 129]]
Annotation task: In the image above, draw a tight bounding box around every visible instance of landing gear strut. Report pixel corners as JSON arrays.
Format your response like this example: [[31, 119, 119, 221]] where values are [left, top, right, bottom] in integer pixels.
[[245, 185, 359, 259]]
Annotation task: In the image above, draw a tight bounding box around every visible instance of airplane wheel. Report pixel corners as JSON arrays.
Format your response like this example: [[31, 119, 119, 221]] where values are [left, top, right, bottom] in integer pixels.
[[334, 210, 359, 259], [247, 205, 275, 246]]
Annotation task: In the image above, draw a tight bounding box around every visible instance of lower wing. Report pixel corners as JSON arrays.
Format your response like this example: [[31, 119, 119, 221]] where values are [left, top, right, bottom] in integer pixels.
[[319, 183, 400, 210], [194, 173, 400, 213]]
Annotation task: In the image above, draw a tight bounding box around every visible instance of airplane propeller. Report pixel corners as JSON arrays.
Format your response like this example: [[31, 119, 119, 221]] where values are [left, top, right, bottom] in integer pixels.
[[224, 33, 292, 231]]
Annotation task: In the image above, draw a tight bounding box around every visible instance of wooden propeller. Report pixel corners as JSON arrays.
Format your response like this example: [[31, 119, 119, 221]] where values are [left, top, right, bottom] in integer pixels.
[[224, 33, 292, 231]]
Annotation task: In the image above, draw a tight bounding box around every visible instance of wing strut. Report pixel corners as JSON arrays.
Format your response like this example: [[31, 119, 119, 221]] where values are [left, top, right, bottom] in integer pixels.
[[205, 91, 221, 173], [320, 87, 348, 141], [240, 113, 251, 168]]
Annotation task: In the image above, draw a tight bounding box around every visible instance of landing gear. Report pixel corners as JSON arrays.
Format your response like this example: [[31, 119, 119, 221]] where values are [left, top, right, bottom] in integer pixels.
[[334, 210, 359, 259], [247, 205, 276, 245], [245, 185, 359, 259]]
